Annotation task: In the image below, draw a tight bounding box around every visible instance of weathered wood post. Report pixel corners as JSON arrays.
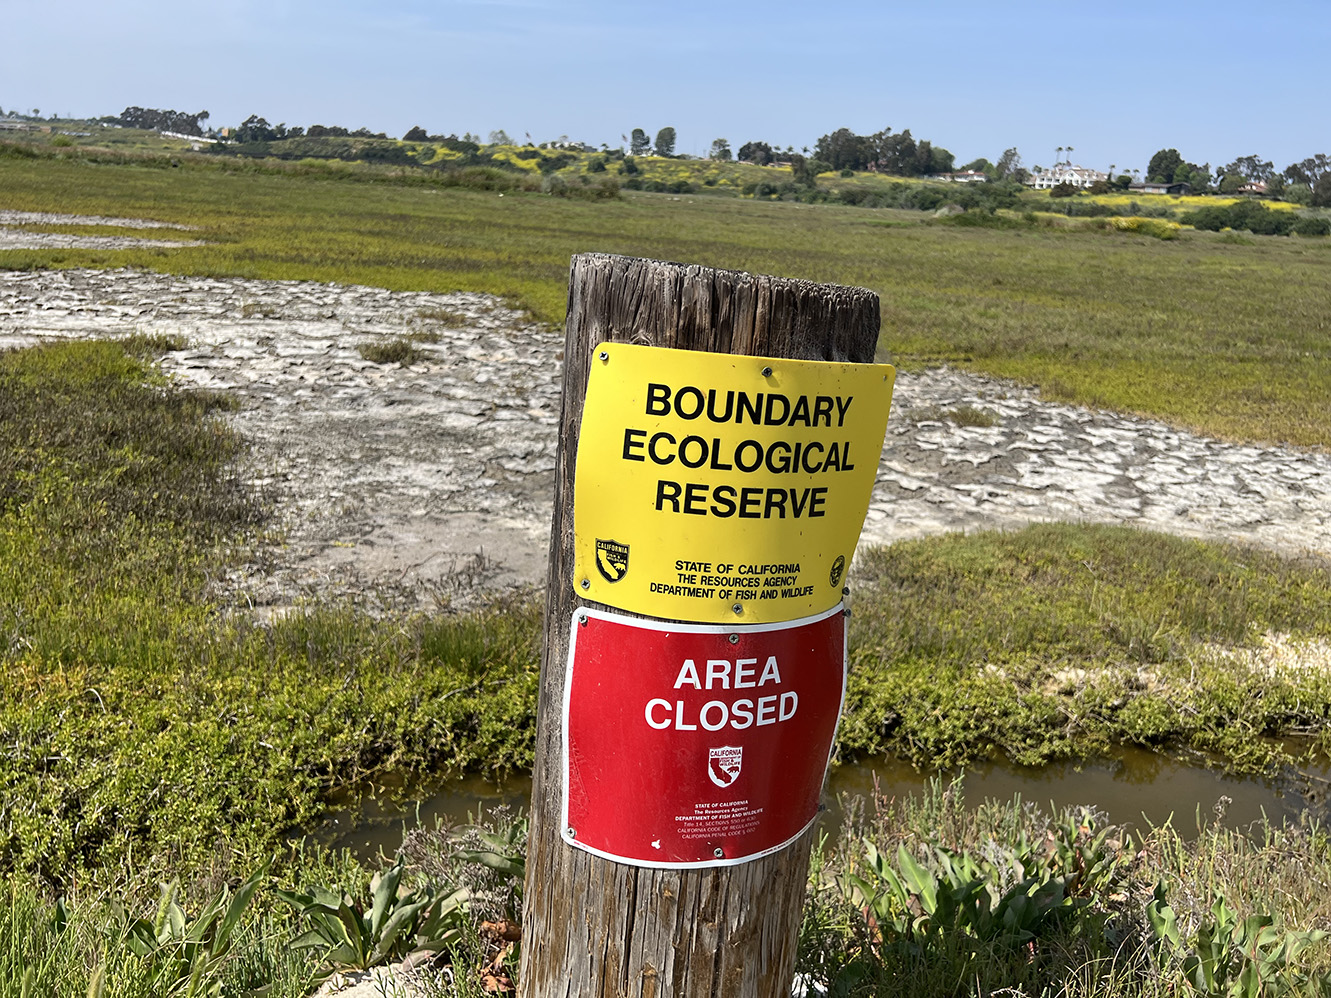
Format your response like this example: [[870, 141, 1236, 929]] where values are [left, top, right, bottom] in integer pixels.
[[521, 254, 887, 997]]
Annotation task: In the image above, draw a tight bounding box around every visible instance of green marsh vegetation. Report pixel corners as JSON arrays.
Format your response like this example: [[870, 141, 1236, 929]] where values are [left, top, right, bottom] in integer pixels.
[[3, 144, 1331, 445], [2, 337, 1330, 990], [0, 337, 541, 990], [799, 778, 1331, 996], [0, 338, 540, 887], [845, 526, 1331, 772], [4, 143, 1331, 990]]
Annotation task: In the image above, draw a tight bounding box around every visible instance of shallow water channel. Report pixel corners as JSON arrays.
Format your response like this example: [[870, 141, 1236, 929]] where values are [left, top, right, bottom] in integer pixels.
[[309, 747, 1331, 862]]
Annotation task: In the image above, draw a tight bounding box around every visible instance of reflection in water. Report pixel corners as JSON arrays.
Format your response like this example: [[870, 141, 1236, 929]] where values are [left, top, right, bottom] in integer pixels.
[[307, 747, 1329, 863], [826, 746, 1322, 837], [310, 771, 533, 861], [1109, 748, 1166, 786]]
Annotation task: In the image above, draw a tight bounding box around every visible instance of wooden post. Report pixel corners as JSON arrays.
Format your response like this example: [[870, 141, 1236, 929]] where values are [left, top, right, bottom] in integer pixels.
[[521, 254, 880, 997]]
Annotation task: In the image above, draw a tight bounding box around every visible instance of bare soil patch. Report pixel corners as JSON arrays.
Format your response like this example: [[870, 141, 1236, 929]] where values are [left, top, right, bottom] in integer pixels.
[[2, 267, 1328, 612], [0, 210, 205, 250]]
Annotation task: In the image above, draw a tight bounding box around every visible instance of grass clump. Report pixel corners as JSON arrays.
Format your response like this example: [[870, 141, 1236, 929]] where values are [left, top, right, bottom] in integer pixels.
[[415, 306, 469, 325], [116, 331, 188, 355], [908, 404, 999, 427], [946, 404, 998, 427], [405, 329, 444, 343], [0, 338, 253, 540], [799, 777, 1331, 996], [240, 301, 280, 319], [842, 524, 1331, 770], [0, 820, 518, 998], [358, 337, 428, 365]]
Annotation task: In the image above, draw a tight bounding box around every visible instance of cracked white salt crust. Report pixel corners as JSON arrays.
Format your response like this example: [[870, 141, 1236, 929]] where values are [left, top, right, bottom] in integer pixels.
[[1, 267, 1328, 613], [1207, 631, 1331, 680], [0, 210, 205, 250]]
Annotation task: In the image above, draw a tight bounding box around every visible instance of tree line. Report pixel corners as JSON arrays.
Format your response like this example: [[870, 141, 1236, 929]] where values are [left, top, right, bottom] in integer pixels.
[[606, 125, 959, 181], [89, 107, 1331, 205], [112, 107, 210, 136], [1146, 148, 1331, 204], [232, 116, 391, 142], [811, 127, 954, 176]]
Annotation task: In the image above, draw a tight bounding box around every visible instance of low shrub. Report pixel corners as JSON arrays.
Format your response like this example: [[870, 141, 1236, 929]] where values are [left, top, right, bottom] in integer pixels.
[[1293, 215, 1331, 236], [544, 174, 620, 200], [536, 152, 575, 174], [1109, 216, 1182, 240], [934, 211, 1023, 230], [0, 140, 41, 159], [433, 165, 538, 193], [1182, 201, 1295, 236]]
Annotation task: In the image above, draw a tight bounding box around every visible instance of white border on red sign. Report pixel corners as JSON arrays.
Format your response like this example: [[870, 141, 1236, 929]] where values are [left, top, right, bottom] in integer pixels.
[[560, 603, 848, 869]]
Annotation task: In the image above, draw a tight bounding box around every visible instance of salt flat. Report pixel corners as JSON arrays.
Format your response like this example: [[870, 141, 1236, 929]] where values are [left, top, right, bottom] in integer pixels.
[[2, 267, 1327, 613]]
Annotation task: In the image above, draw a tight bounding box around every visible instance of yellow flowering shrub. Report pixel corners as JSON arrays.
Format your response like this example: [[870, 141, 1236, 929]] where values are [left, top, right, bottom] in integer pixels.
[[1085, 192, 1296, 212], [1109, 216, 1181, 240], [490, 149, 542, 172]]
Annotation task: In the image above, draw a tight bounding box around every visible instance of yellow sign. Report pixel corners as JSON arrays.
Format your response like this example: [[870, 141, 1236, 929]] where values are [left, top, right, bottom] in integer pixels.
[[574, 343, 895, 623]]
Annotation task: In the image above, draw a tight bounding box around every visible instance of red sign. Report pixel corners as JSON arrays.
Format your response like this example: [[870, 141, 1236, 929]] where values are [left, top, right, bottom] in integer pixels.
[[562, 605, 846, 868]]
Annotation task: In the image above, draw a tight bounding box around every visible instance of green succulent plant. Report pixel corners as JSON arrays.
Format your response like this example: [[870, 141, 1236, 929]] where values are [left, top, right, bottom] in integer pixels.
[[103, 861, 268, 998], [277, 857, 469, 972]]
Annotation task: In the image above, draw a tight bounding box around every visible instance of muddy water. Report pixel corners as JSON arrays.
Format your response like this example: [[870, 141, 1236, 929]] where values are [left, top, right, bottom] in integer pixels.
[[308, 748, 1331, 862], [829, 747, 1329, 831], [310, 771, 535, 859]]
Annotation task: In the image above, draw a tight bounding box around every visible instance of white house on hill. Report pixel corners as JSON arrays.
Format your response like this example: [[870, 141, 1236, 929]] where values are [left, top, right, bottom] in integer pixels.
[[935, 170, 989, 183], [1027, 165, 1108, 190]]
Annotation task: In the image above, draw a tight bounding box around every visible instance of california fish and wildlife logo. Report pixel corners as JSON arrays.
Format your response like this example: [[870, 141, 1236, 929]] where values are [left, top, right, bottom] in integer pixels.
[[595, 539, 629, 582], [708, 746, 742, 788], [829, 554, 846, 589]]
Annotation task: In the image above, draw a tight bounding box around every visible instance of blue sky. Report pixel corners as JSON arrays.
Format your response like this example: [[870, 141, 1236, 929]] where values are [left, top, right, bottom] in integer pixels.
[[4, 0, 1328, 176]]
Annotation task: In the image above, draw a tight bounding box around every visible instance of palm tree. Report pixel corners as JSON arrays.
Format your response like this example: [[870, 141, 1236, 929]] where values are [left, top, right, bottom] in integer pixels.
[[1056, 146, 1063, 168], [1065, 146, 1074, 167]]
